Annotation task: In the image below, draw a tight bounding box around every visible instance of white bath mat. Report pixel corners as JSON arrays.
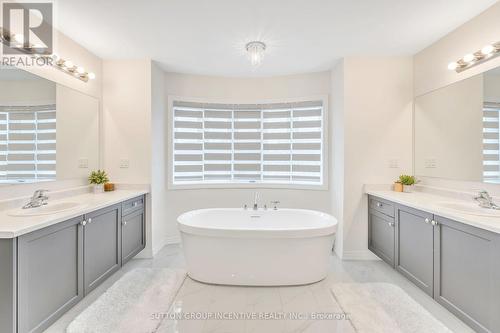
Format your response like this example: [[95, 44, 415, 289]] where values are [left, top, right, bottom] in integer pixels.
[[331, 283, 452, 333], [66, 268, 186, 333]]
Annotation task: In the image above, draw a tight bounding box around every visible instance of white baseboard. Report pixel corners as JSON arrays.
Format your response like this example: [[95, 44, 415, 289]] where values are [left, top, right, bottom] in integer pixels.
[[341, 250, 380, 261]]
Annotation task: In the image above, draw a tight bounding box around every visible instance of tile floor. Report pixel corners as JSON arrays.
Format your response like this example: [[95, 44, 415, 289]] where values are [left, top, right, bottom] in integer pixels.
[[45, 244, 474, 333]]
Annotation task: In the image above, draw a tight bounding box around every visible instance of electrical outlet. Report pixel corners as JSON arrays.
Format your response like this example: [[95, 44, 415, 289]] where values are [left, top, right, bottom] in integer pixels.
[[388, 159, 399, 168], [425, 158, 437, 168], [120, 159, 130, 168], [78, 158, 88, 168]]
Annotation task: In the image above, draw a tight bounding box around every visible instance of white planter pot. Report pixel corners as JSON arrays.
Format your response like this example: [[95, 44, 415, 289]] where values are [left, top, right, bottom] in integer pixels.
[[403, 185, 414, 193], [93, 184, 104, 193]]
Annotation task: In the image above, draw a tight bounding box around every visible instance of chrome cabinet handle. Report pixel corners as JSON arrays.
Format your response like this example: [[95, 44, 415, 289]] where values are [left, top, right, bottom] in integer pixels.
[[133, 202, 138, 207], [88, 218, 92, 224], [388, 222, 395, 227], [122, 221, 127, 226], [81, 220, 87, 226], [424, 218, 430, 224], [377, 202, 383, 207], [431, 220, 438, 226]]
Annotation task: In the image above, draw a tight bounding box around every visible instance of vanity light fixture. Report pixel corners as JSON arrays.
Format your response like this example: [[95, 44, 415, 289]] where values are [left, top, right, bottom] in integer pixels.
[[48, 55, 95, 82], [48, 53, 95, 82], [0, 27, 95, 82], [245, 41, 266, 67], [448, 42, 500, 73]]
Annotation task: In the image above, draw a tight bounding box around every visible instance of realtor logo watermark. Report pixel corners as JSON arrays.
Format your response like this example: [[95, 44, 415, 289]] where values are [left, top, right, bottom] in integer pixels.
[[1, 1, 53, 66]]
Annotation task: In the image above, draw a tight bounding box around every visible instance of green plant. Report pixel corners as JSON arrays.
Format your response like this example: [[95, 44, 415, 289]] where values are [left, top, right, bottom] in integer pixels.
[[399, 174, 416, 186], [88, 170, 109, 185]]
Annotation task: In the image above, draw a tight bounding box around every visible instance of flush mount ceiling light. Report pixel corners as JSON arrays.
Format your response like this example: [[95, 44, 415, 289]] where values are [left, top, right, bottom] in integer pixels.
[[448, 42, 500, 73], [246, 41, 266, 67]]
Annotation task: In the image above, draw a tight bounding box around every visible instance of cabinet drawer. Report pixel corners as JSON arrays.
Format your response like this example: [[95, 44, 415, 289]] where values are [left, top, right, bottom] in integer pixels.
[[121, 196, 144, 216], [369, 196, 394, 217]]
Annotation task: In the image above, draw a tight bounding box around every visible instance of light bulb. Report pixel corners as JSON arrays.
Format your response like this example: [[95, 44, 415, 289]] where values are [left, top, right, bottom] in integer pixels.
[[88, 72, 96, 80], [64, 60, 74, 69], [447, 62, 458, 70], [481, 44, 495, 55], [463, 53, 475, 63], [76, 66, 85, 74]]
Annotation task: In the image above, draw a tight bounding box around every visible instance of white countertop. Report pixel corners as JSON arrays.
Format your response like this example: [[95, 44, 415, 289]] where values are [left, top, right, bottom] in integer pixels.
[[366, 189, 500, 235], [0, 189, 148, 239]]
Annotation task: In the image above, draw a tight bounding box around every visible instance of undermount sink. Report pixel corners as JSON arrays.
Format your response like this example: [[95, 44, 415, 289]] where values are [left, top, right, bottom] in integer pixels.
[[436, 201, 500, 217], [8, 202, 86, 217]]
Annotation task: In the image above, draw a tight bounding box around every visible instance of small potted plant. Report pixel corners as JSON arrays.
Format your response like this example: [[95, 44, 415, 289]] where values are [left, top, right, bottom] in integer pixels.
[[88, 170, 109, 193], [394, 180, 403, 192], [399, 174, 417, 193]]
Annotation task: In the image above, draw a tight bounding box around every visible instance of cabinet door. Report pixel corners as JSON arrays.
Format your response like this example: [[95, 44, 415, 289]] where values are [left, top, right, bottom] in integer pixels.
[[122, 208, 145, 265], [0, 239, 16, 333], [18, 216, 84, 333], [84, 204, 121, 294], [434, 216, 500, 333], [368, 209, 395, 267], [396, 205, 434, 296]]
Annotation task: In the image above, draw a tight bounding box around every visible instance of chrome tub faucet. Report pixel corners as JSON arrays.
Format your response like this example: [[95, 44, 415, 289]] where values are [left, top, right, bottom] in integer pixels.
[[253, 191, 260, 210]]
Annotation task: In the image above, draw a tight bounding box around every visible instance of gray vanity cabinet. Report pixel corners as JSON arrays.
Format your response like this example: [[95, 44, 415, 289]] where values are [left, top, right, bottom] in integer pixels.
[[368, 197, 395, 267], [121, 197, 146, 265], [368, 194, 500, 333], [10, 195, 147, 333], [433, 215, 500, 333], [17, 216, 84, 333], [83, 204, 121, 294], [395, 205, 434, 296]]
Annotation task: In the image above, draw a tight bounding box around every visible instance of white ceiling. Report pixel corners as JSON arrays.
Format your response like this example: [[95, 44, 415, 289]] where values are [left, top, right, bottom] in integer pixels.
[[55, 0, 498, 77]]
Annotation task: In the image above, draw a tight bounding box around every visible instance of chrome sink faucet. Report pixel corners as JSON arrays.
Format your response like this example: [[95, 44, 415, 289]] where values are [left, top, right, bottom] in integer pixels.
[[23, 189, 49, 209], [474, 190, 499, 210]]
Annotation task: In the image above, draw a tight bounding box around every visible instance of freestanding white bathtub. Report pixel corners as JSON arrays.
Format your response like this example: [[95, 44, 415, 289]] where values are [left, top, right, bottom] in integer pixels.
[[177, 208, 337, 286]]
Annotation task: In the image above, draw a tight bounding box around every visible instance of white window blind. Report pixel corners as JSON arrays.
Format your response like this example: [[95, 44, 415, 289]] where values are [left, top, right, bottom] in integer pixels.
[[483, 102, 500, 182], [0, 105, 56, 182], [172, 100, 324, 186]]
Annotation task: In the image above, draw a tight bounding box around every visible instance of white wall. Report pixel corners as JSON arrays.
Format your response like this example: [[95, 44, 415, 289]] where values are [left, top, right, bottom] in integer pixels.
[[102, 60, 152, 184], [330, 60, 345, 258], [161, 72, 332, 244], [151, 61, 169, 254], [334, 57, 414, 259], [414, 2, 500, 97]]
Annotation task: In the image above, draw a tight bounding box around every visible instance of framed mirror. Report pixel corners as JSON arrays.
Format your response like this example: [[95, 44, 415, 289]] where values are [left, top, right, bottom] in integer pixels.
[[0, 66, 99, 185], [415, 67, 500, 183]]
